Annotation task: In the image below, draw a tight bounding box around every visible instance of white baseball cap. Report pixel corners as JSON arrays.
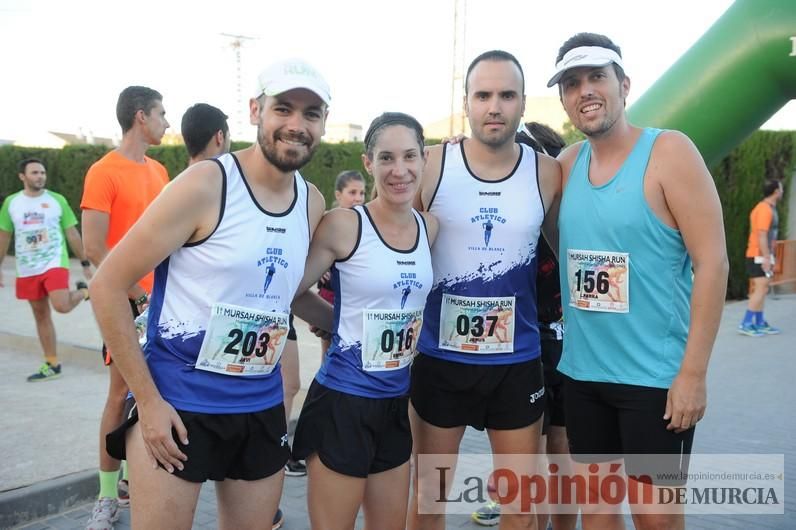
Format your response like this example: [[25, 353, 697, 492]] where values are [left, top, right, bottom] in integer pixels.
[[254, 59, 331, 105], [547, 46, 625, 88]]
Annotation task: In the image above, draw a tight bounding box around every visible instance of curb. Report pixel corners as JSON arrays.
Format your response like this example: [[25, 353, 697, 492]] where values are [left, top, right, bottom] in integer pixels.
[[0, 332, 102, 374], [0, 469, 97, 529]]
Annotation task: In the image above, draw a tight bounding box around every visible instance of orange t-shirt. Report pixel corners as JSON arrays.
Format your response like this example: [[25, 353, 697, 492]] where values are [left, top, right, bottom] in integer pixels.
[[745, 201, 773, 258], [81, 150, 169, 293]]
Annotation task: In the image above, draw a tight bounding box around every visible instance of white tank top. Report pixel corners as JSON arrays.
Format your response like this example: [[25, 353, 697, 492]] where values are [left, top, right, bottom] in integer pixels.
[[316, 205, 433, 398], [145, 153, 310, 413], [417, 141, 544, 365]]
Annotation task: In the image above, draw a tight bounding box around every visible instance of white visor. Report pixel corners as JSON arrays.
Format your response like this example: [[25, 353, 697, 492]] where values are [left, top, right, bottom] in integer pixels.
[[547, 46, 624, 87]]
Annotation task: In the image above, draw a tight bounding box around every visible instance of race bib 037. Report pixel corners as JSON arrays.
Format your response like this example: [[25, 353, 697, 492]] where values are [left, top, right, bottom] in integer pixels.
[[438, 294, 515, 353]]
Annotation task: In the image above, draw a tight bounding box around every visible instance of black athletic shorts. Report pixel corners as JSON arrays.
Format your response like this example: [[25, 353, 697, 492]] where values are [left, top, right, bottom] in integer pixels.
[[101, 299, 140, 366], [292, 379, 411, 478], [746, 257, 767, 278], [106, 403, 290, 483], [563, 377, 695, 486], [541, 337, 566, 435], [410, 353, 545, 431], [288, 313, 297, 341]]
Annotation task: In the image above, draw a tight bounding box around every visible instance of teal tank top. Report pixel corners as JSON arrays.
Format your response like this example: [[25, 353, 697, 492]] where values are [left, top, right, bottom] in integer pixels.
[[557, 128, 692, 389]]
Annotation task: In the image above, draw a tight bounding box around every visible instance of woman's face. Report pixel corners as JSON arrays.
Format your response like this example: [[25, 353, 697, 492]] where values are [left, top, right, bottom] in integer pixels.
[[335, 180, 366, 208], [363, 125, 423, 206]]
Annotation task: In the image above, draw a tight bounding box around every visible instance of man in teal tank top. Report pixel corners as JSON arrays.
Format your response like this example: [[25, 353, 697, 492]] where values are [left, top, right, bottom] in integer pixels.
[[550, 33, 729, 530]]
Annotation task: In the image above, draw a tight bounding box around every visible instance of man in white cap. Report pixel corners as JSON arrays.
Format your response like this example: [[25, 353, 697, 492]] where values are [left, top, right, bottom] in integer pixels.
[[551, 33, 728, 529], [89, 58, 332, 529]]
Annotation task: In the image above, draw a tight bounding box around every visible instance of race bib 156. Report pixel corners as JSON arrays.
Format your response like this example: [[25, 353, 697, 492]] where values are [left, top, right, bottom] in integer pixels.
[[566, 249, 630, 313]]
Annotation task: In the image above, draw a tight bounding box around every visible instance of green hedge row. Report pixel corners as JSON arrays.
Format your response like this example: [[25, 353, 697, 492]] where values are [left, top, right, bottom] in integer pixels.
[[1, 131, 793, 299]]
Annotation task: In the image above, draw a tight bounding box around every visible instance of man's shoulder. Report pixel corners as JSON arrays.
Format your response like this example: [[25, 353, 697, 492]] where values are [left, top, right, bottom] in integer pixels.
[[144, 154, 168, 174], [1, 190, 24, 206]]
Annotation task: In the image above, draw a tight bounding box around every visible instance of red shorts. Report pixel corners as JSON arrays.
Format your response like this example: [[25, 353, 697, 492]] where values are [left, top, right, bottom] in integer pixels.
[[318, 287, 335, 305], [16, 268, 69, 300]]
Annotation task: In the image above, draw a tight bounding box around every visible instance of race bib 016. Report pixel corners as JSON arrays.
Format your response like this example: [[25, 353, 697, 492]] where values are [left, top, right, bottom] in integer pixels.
[[196, 303, 290, 376], [438, 294, 515, 353], [361, 307, 423, 372], [566, 249, 630, 313]]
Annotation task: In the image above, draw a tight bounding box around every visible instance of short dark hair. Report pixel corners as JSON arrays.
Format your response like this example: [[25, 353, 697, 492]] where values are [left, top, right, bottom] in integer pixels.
[[763, 178, 782, 197], [181, 103, 229, 158], [465, 50, 524, 95], [116, 86, 163, 133], [363, 112, 425, 159], [516, 122, 565, 158], [556, 32, 625, 82], [335, 170, 365, 192], [18, 157, 44, 174]]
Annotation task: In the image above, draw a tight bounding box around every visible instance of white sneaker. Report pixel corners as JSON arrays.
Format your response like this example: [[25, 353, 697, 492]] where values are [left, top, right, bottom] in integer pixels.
[[86, 497, 120, 530]]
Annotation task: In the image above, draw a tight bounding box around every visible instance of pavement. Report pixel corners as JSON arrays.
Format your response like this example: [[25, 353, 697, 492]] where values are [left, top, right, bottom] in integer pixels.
[[1, 257, 794, 529]]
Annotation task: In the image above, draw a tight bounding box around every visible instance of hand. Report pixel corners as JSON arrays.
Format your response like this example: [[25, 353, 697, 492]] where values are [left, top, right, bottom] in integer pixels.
[[663, 371, 706, 433], [138, 398, 189, 473], [762, 260, 772, 273], [321, 271, 331, 283], [309, 325, 332, 340], [440, 134, 467, 145]]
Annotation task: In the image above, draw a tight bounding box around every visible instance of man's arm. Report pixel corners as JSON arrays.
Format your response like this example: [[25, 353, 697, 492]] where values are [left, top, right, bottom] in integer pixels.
[[655, 131, 729, 433], [538, 154, 562, 259], [0, 230, 11, 287], [414, 144, 445, 212], [82, 210, 147, 302], [751, 206, 774, 273], [89, 163, 222, 472], [63, 226, 92, 280]]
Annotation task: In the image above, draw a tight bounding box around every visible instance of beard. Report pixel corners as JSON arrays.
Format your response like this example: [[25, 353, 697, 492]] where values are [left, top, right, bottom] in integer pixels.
[[257, 125, 316, 172], [471, 116, 522, 148]]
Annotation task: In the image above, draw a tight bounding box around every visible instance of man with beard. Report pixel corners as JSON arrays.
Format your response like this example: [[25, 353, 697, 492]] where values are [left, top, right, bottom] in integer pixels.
[[89, 59, 331, 529], [410, 50, 561, 530], [550, 33, 728, 530], [0, 158, 92, 382]]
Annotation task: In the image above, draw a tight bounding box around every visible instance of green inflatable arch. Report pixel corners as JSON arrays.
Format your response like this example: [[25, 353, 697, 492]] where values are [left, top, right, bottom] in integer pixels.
[[627, 0, 796, 166]]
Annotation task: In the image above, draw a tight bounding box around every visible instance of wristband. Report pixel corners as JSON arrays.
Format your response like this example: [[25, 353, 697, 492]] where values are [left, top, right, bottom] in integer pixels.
[[80, 260, 91, 267], [135, 294, 149, 306]]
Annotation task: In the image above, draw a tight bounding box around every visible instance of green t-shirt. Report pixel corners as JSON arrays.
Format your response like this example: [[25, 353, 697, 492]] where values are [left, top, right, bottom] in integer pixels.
[[0, 190, 77, 277]]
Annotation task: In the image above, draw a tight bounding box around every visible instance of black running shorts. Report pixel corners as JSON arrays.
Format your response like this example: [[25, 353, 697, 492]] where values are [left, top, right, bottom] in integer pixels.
[[292, 380, 411, 478], [563, 377, 695, 486], [410, 353, 545, 431], [106, 403, 290, 483]]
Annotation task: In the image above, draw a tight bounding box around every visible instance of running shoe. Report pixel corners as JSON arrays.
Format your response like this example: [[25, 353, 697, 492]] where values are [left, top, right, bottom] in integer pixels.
[[272, 507, 285, 529], [756, 322, 781, 335], [86, 497, 120, 530], [471, 500, 501, 526], [117, 479, 130, 507], [76, 280, 89, 300], [27, 362, 62, 382], [737, 324, 764, 337], [285, 458, 307, 476]]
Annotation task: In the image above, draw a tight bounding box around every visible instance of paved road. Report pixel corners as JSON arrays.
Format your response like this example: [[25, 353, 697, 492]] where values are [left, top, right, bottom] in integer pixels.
[[2, 259, 793, 529]]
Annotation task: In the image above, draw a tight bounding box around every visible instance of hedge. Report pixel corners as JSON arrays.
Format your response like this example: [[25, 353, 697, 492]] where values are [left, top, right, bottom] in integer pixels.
[[1, 131, 793, 299]]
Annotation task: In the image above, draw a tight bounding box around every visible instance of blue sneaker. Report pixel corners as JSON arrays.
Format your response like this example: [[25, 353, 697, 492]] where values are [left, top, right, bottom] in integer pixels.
[[737, 324, 764, 337], [756, 322, 781, 335]]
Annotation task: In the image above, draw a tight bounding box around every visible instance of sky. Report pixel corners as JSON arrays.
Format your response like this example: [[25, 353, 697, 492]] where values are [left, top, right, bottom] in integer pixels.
[[1, 0, 793, 143]]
